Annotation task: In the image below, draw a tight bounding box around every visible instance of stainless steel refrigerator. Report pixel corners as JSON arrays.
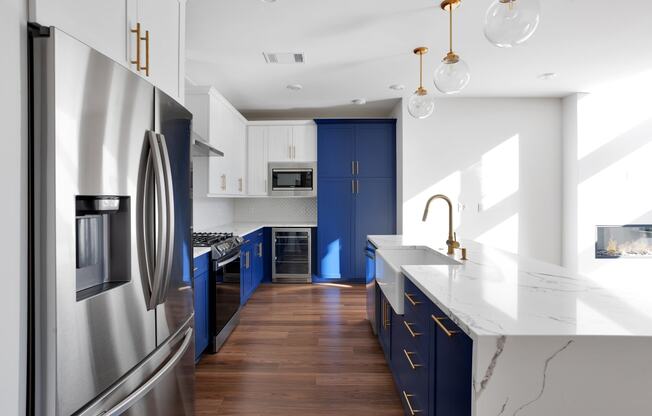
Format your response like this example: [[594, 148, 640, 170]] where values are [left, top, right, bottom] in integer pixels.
[[29, 26, 194, 415]]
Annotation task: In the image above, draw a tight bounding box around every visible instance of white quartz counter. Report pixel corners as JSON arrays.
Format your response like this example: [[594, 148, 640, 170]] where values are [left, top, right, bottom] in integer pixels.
[[198, 222, 316, 238], [193, 247, 211, 259], [368, 234, 652, 416]]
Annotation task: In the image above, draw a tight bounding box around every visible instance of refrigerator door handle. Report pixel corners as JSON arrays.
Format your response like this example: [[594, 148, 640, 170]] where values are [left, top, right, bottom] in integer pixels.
[[102, 327, 193, 416], [154, 132, 175, 306], [148, 131, 169, 310]]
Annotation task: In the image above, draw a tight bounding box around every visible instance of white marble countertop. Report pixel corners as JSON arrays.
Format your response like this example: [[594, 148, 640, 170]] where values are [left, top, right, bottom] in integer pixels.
[[368, 235, 652, 339], [193, 247, 211, 259], [198, 221, 316, 238]]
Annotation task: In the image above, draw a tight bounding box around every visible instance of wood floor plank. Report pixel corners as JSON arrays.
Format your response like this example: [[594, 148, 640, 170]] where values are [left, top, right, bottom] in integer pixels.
[[195, 283, 403, 415]]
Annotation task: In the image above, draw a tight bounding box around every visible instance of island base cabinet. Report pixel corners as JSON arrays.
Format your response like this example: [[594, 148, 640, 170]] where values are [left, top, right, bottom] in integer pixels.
[[431, 304, 473, 416], [377, 287, 393, 363]]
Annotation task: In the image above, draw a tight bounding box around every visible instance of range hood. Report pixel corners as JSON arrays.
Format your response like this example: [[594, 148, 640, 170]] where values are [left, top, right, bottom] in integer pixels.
[[192, 131, 224, 157]]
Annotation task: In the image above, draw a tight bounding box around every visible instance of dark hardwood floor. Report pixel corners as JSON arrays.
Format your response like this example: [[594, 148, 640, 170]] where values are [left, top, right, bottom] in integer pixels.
[[195, 283, 403, 415]]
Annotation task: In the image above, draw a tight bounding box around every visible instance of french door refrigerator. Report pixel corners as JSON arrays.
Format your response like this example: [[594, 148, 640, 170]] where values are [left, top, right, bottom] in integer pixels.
[[29, 26, 194, 415]]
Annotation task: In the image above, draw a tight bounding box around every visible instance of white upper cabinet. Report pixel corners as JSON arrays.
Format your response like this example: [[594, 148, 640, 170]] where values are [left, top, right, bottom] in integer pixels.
[[266, 123, 317, 162], [29, 0, 186, 103], [292, 124, 317, 162], [186, 86, 247, 197], [267, 126, 293, 162], [247, 127, 269, 196]]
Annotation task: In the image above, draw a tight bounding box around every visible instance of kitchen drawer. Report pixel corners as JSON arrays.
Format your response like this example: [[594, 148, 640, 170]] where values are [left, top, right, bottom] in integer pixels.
[[194, 252, 210, 277], [399, 316, 429, 362], [396, 344, 429, 416], [404, 278, 429, 327]]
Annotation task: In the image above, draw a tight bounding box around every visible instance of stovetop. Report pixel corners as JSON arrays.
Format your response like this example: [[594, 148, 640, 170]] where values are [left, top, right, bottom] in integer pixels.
[[193, 232, 244, 260], [192, 232, 233, 247]]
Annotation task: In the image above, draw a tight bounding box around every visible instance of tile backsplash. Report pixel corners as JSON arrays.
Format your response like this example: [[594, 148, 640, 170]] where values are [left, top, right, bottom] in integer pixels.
[[234, 198, 317, 223]]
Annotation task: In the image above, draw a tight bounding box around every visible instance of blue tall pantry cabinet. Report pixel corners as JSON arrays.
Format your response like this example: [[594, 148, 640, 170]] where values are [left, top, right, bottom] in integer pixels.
[[316, 120, 396, 282]]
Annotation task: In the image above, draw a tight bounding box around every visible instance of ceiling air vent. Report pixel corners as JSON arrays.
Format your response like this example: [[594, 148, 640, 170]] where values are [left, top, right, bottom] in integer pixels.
[[263, 52, 305, 64]]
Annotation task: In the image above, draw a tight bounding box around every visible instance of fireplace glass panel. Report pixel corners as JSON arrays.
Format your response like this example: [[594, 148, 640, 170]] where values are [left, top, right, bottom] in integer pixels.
[[596, 225, 652, 259]]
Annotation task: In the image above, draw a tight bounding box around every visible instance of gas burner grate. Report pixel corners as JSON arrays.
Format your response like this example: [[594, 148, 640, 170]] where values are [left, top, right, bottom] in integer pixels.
[[192, 232, 233, 247]]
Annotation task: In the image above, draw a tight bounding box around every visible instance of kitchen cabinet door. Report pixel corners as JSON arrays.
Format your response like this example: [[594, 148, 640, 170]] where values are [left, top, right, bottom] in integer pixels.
[[247, 126, 269, 196], [136, 0, 183, 100], [229, 116, 247, 195], [267, 126, 293, 162], [354, 178, 396, 279], [355, 123, 396, 178], [378, 291, 393, 363], [30, 0, 130, 70], [317, 178, 355, 279], [432, 308, 473, 416], [292, 124, 317, 161], [194, 270, 209, 361], [317, 124, 355, 178]]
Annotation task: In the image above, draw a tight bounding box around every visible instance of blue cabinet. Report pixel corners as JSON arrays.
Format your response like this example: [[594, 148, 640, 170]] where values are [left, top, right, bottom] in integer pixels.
[[193, 253, 210, 362], [316, 120, 396, 282], [379, 276, 473, 416], [317, 178, 354, 279], [241, 229, 265, 305]]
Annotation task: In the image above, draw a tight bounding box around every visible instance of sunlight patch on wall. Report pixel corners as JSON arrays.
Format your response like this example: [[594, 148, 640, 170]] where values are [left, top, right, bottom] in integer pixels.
[[404, 170, 461, 242], [476, 213, 519, 254], [577, 69, 652, 160], [480, 134, 520, 211]]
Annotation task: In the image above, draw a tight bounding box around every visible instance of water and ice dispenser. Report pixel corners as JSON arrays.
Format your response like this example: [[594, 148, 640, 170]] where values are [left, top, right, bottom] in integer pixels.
[[75, 196, 131, 300]]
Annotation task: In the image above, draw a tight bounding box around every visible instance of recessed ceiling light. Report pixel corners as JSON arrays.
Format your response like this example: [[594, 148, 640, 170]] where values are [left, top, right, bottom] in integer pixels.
[[286, 84, 303, 91], [538, 72, 558, 81], [352, 98, 367, 105], [261, 0, 276, 3], [389, 84, 405, 91]]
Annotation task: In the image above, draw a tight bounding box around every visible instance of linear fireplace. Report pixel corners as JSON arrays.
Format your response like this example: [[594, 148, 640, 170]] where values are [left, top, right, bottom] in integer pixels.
[[596, 225, 652, 259]]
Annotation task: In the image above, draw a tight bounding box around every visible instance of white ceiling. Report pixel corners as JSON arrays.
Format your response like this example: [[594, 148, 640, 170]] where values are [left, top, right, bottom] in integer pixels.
[[185, 0, 652, 113]]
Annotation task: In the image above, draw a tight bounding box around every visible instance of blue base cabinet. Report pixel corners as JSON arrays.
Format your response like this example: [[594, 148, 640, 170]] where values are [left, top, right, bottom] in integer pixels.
[[378, 277, 473, 416], [193, 253, 210, 361], [316, 120, 396, 282], [241, 229, 265, 305]]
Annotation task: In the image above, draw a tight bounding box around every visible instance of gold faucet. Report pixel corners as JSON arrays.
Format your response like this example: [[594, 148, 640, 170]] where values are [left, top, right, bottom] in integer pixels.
[[422, 194, 460, 255]]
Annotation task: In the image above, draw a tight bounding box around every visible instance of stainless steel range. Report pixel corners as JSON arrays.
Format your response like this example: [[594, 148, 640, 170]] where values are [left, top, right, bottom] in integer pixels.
[[192, 232, 244, 352]]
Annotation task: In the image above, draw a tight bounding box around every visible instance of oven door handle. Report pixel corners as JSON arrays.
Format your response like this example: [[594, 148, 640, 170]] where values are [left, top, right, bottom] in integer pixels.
[[216, 253, 240, 268]]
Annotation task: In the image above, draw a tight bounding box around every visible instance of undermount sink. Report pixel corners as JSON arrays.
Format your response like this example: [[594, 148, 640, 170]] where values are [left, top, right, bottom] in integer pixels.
[[376, 247, 460, 315]]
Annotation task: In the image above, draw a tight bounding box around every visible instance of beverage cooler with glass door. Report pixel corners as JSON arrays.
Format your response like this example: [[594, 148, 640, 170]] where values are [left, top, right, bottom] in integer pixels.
[[272, 228, 312, 283]]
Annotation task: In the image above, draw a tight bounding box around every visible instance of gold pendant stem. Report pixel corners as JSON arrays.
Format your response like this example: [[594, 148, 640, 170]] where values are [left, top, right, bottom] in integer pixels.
[[449, 3, 453, 54], [419, 52, 423, 89]]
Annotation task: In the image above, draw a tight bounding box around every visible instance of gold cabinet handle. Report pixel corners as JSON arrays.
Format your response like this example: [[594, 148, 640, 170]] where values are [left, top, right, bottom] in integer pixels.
[[351, 160, 355, 175], [402, 391, 422, 415], [351, 179, 355, 194], [130, 23, 141, 71], [403, 321, 422, 338], [140, 28, 150, 76], [404, 292, 422, 306], [355, 160, 359, 175], [403, 349, 422, 370], [431, 315, 459, 337]]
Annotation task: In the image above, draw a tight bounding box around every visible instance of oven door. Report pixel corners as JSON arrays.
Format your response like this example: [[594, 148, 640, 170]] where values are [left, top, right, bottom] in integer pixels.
[[211, 251, 241, 351], [268, 162, 316, 196]]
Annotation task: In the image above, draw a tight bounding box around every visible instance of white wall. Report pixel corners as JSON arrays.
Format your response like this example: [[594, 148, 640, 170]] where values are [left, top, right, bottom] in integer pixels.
[[391, 101, 404, 234], [0, 0, 27, 414], [400, 98, 563, 264], [562, 71, 652, 296]]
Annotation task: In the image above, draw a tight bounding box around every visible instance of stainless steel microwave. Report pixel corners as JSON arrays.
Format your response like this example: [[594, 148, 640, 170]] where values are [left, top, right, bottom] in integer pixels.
[[268, 162, 316, 197]]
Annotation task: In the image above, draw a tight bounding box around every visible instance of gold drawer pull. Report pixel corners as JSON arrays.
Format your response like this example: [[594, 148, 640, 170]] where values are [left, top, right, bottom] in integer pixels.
[[130, 23, 141, 71], [403, 349, 422, 370], [403, 321, 422, 338], [404, 292, 422, 306], [431, 315, 459, 337], [402, 391, 422, 415]]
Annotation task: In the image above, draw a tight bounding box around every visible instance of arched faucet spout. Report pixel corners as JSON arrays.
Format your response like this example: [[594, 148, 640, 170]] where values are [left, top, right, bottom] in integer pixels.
[[422, 194, 459, 255]]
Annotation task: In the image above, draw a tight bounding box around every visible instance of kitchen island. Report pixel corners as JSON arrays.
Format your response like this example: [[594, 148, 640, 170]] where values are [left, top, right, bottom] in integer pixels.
[[369, 235, 652, 416]]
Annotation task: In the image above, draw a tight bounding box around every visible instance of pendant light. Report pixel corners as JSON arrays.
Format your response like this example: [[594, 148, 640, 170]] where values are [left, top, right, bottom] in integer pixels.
[[484, 0, 541, 48], [408, 47, 435, 119], [433, 0, 470, 95]]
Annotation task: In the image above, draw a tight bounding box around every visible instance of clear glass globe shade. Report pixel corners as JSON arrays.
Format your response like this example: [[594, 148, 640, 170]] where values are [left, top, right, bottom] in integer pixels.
[[484, 0, 541, 48], [407, 91, 435, 119], [433, 59, 471, 95]]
